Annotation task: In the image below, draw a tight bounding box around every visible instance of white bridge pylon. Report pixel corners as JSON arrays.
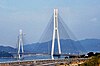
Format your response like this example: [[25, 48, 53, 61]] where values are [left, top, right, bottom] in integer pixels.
[[51, 9, 61, 59], [18, 29, 24, 59]]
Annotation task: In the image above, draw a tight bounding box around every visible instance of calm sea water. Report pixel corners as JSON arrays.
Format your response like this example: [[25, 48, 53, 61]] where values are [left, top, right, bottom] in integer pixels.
[[0, 55, 52, 62]]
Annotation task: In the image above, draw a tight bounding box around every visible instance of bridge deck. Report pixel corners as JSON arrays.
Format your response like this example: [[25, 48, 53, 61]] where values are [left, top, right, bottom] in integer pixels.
[[10, 52, 81, 56]]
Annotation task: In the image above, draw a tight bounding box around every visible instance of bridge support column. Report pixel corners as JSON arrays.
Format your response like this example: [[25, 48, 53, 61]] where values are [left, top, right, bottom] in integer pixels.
[[17, 29, 24, 59], [51, 9, 61, 59]]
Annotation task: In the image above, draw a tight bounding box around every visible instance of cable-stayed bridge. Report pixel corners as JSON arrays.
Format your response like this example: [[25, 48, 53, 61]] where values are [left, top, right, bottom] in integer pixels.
[[11, 9, 86, 60]]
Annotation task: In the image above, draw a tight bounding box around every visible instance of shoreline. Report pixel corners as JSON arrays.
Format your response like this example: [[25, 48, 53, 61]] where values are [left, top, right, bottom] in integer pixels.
[[0, 58, 87, 66]]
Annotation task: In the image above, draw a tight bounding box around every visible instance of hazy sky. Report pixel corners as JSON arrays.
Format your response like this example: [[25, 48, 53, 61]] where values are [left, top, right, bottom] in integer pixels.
[[0, 0, 100, 47]]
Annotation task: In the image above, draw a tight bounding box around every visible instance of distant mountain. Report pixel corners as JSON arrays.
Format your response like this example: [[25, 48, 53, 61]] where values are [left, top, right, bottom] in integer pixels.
[[24, 39, 85, 53], [0, 39, 100, 54], [24, 39, 100, 54], [79, 39, 100, 52], [0, 51, 13, 57], [0, 46, 17, 52]]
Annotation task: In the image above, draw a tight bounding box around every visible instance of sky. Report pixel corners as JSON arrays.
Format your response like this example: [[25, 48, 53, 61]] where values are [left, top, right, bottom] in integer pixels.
[[0, 0, 100, 47]]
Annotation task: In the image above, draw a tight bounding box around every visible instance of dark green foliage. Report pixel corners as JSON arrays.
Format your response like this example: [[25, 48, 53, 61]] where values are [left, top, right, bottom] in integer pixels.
[[87, 52, 94, 57], [80, 55, 100, 66]]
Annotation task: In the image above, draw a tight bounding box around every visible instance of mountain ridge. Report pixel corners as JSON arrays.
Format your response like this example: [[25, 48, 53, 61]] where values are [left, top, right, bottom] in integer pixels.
[[0, 39, 100, 54]]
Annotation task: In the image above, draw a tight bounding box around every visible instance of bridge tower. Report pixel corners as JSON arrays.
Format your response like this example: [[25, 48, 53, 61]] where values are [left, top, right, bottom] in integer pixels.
[[51, 9, 61, 59], [17, 29, 24, 59]]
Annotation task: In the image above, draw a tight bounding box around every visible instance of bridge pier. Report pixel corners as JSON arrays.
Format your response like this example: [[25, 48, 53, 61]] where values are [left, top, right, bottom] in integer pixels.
[[17, 29, 24, 60], [51, 9, 61, 59]]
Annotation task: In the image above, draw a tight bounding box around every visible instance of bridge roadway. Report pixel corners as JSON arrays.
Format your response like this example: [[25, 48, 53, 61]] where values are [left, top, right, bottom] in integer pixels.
[[10, 52, 49, 56], [10, 52, 81, 57], [0, 58, 87, 66]]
